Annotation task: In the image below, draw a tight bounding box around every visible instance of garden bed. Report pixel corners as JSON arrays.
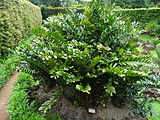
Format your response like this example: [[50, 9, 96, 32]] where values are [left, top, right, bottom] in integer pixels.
[[7, 1, 160, 120]]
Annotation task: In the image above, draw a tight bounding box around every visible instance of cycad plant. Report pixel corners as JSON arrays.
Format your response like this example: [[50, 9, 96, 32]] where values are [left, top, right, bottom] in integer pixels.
[[17, 1, 155, 109]]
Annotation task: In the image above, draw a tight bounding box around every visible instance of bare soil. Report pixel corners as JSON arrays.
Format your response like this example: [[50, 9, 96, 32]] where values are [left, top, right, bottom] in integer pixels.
[[0, 71, 19, 120], [31, 85, 148, 120], [51, 96, 147, 120]]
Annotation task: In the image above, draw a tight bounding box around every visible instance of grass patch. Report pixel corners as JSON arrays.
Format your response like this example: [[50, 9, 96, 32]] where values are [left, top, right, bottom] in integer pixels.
[[138, 34, 159, 43], [0, 54, 19, 88], [138, 34, 159, 48]]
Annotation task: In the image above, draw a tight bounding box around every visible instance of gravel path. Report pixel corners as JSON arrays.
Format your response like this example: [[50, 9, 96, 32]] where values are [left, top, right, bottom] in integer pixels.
[[0, 71, 19, 120]]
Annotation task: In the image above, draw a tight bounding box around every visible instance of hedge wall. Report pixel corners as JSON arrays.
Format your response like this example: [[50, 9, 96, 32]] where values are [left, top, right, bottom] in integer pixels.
[[0, 0, 42, 55], [41, 7, 84, 19], [42, 7, 160, 24], [115, 8, 160, 24]]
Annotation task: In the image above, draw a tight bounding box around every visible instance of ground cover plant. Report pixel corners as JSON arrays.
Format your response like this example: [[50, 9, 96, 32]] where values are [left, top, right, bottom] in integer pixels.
[[8, 72, 45, 120], [0, 55, 19, 89], [17, 0, 158, 118]]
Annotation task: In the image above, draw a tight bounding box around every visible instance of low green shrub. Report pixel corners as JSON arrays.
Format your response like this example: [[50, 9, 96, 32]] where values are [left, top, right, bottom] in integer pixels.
[[8, 72, 45, 120], [17, 1, 156, 116], [0, 55, 19, 88]]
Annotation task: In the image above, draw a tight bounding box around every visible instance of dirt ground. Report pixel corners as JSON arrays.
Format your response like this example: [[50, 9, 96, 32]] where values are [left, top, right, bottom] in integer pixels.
[[0, 71, 19, 120], [51, 96, 147, 120]]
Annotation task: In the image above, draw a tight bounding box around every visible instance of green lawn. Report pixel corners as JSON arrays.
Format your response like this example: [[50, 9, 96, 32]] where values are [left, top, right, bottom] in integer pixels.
[[138, 34, 159, 46], [138, 34, 158, 42]]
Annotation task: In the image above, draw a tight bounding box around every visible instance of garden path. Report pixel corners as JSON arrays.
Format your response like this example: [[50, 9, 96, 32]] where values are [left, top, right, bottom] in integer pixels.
[[0, 71, 19, 120]]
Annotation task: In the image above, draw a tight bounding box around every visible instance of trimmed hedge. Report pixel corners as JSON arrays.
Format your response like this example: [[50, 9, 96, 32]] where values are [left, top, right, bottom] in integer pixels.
[[115, 8, 160, 24], [8, 72, 45, 120], [42, 7, 160, 25], [0, 0, 42, 55], [0, 55, 19, 89], [41, 7, 84, 19]]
